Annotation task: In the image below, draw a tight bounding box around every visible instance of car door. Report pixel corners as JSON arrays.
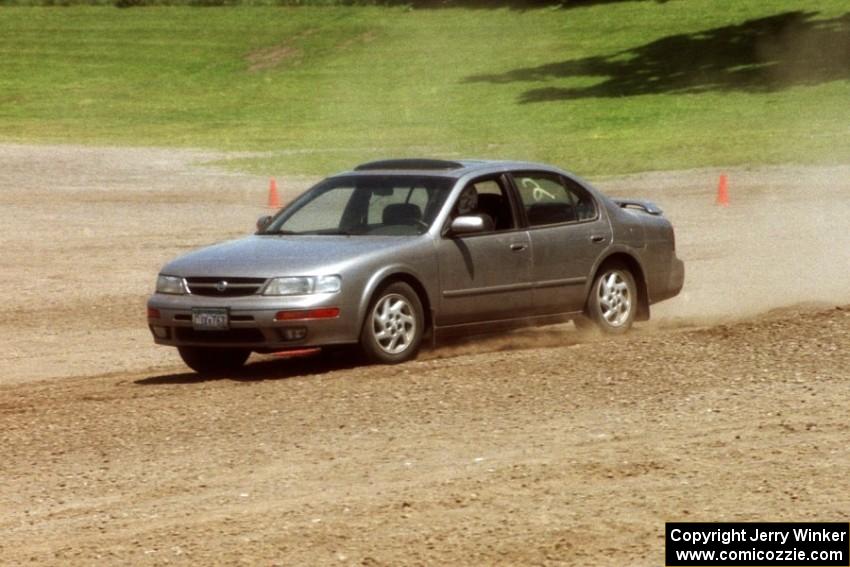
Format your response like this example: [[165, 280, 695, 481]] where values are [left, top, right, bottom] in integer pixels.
[[510, 171, 611, 314], [436, 175, 533, 327]]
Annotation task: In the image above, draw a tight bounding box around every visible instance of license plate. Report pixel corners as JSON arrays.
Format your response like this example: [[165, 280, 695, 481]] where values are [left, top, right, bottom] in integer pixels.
[[192, 308, 229, 330]]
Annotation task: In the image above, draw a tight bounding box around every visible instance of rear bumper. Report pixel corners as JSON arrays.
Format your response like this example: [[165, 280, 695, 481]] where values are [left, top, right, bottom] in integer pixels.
[[651, 257, 685, 304], [146, 293, 360, 351]]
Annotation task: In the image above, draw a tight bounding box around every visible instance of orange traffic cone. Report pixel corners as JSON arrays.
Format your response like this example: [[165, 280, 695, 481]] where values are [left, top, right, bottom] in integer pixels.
[[716, 173, 729, 207], [267, 178, 281, 209]]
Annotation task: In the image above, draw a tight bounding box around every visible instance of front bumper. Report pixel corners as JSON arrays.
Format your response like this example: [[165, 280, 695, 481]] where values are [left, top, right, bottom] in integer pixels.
[[146, 292, 360, 351]]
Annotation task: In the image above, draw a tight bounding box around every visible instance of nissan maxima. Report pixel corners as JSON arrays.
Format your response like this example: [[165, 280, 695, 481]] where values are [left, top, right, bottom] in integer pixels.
[[147, 159, 684, 374]]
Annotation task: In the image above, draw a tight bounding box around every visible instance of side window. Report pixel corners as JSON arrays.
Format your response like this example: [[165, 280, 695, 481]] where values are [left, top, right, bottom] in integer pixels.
[[452, 176, 516, 232], [562, 177, 597, 222], [513, 173, 596, 226]]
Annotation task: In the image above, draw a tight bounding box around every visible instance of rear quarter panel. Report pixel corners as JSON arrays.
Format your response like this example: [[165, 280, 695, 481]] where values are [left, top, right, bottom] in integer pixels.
[[605, 200, 681, 304]]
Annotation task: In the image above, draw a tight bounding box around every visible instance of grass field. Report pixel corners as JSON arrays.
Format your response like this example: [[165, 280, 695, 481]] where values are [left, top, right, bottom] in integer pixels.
[[1, 1, 849, 175]]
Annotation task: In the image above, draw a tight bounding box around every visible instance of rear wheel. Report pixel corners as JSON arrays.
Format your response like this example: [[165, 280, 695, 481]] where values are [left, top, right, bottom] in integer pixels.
[[177, 346, 250, 375], [584, 265, 638, 334], [360, 282, 424, 364]]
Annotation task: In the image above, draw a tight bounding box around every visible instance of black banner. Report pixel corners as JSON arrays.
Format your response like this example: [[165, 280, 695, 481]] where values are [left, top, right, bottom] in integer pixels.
[[666, 522, 849, 566]]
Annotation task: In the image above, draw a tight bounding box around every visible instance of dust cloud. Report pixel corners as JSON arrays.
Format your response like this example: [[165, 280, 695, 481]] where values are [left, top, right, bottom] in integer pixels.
[[428, 164, 850, 359], [613, 165, 850, 325]]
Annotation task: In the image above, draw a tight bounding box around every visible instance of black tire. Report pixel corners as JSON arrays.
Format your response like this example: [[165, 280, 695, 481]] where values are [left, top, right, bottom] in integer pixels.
[[584, 264, 638, 334], [359, 282, 424, 364], [177, 346, 250, 376]]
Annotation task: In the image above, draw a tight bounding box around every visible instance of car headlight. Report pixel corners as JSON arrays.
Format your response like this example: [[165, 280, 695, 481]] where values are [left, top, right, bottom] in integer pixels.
[[156, 274, 187, 295], [263, 275, 341, 296]]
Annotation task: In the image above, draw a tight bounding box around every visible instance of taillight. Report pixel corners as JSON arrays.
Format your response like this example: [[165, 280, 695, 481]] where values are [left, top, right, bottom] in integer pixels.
[[147, 307, 161, 319]]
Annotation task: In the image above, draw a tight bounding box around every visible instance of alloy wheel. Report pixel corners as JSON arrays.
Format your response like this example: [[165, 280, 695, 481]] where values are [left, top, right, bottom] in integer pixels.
[[371, 293, 417, 355], [597, 270, 633, 327]]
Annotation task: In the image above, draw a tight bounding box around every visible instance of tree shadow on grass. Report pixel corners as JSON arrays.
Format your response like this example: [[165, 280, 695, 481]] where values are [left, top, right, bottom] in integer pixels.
[[112, 0, 671, 8], [465, 11, 850, 102], [378, 0, 670, 9]]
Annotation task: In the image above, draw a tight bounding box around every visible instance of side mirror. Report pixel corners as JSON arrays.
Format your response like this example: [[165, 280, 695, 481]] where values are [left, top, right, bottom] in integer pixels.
[[449, 215, 486, 236], [256, 215, 273, 232]]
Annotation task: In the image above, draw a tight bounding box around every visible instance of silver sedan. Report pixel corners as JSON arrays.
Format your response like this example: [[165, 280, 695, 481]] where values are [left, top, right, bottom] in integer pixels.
[[147, 159, 684, 374]]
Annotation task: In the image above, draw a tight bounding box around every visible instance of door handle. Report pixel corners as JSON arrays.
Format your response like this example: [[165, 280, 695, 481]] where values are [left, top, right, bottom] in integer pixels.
[[590, 235, 607, 243], [509, 243, 528, 251]]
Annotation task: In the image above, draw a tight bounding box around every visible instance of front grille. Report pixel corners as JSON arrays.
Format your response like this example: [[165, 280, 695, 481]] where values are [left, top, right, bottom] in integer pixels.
[[185, 277, 267, 297], [175, 327, 266, 344]]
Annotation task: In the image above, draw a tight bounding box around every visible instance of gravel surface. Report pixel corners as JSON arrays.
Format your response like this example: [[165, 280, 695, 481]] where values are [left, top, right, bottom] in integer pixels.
[[0, 144, 848, 565], [1, 305, 848, 565]]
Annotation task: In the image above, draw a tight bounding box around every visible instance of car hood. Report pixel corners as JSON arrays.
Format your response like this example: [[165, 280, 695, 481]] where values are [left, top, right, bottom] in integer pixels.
[[162, 235, 423, 278]]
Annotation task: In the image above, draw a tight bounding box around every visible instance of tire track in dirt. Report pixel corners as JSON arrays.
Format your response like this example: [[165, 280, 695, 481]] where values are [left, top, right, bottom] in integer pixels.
[[1, 144, 848, 564]]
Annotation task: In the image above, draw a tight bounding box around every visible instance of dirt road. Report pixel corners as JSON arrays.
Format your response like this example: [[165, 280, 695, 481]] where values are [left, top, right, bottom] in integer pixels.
[[1, 144, 848, 565]]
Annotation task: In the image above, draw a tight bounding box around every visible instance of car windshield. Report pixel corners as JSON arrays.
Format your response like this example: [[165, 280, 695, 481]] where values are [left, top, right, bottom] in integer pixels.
[[261, 175, 454, 236]]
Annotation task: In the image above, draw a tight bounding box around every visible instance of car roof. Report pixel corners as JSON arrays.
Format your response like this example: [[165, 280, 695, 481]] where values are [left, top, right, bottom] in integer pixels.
[[335, 158, 566, 179]]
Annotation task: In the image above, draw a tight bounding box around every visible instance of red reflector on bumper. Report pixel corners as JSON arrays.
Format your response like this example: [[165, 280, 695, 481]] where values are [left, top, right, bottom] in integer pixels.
[[147, 307, 161, 319], [275, 308, 340, 321], [272, 348, 321, 359]]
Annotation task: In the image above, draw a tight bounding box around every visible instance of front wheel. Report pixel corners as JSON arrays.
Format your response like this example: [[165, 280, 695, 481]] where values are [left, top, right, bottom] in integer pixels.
[[360, 282, 424, 364], [177, 346, 250, 376], [584, 265, 638, 334]]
